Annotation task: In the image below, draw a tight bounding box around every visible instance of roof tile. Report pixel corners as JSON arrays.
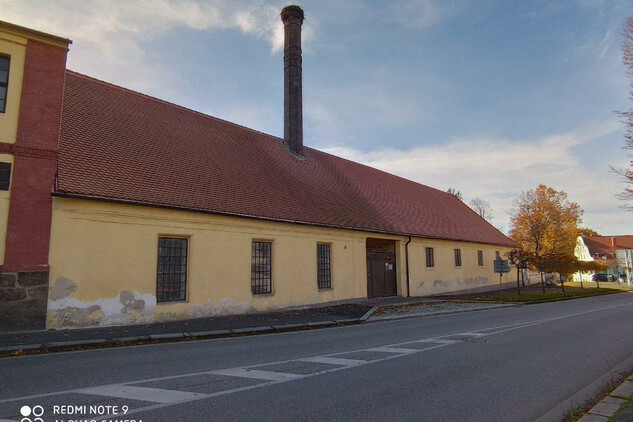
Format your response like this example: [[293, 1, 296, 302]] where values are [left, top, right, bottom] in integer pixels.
[[58, 71, 518, 248]]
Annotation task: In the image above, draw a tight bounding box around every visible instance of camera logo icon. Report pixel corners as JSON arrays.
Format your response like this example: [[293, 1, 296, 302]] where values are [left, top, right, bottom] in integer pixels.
[[20, 405, 44, 422]]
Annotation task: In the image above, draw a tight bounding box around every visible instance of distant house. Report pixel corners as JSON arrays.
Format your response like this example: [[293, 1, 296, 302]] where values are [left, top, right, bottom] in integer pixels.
[[0, 8, 519, 331], [573, 235, 633, 284]]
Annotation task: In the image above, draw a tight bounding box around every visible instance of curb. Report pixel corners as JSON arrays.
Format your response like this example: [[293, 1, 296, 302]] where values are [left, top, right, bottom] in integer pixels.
[[366, 303, 519, 321], [578, 376, 633, 422]]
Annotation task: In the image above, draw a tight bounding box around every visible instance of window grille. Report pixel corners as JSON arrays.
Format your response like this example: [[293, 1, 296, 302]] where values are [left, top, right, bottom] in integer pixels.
[[252, 241, 272, 294], [317, 243, 332, 289], [478, 250, 484, 266], [425, 247, 434, 268], [156, 237, 188, 302], [0, 56, 9, 113], [454, 249, 462, 267], [0, 162, 11, 190]]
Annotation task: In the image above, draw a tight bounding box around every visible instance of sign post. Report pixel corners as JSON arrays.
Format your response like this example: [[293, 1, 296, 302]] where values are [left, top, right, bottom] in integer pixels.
[[493, 259, 511, 295]]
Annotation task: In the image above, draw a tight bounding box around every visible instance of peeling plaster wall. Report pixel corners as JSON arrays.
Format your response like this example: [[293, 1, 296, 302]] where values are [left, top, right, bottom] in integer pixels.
[[48, 198, 373, 329], [47, 277, 156, 328], [48, 198, 516, 329]]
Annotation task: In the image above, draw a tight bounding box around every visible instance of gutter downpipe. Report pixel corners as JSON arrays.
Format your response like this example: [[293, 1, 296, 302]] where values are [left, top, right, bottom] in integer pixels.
[[405, 236, 412, 297]]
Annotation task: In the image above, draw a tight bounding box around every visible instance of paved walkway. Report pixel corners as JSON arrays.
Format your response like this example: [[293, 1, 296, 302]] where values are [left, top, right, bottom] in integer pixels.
[[579, 374, 633, 422], [1, 297, 496, 352]]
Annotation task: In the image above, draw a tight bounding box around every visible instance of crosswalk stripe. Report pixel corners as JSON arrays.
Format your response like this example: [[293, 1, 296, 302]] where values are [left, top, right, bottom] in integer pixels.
[[299, 356, 367, 366], [78, 385, 203, 403], [366, 346, 418, 354], [212, 368, 303, 381]]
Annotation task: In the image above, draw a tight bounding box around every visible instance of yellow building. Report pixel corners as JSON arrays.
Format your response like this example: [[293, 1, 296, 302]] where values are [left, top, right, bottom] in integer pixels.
[[0, 8, 519, 331]]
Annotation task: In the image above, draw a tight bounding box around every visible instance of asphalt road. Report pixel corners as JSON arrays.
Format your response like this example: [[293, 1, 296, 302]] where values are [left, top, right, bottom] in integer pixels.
[[1, 292, 633, 422]]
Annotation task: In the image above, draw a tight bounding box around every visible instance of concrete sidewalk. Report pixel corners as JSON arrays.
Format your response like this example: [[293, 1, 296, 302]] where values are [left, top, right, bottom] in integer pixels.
[[579, 375, 633, 422]]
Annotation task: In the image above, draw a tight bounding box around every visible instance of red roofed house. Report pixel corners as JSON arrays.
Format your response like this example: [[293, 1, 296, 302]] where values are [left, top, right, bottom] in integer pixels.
[[0, 7, 519, 331], [574, 235, 633, 284]]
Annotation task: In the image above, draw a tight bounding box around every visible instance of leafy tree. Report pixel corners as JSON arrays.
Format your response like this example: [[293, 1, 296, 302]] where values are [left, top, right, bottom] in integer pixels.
[[447, 187, 463, 201], [614, 9, 633, 209], [470, 197, 493, 221], [578, 227, 600, 237], [509, 185, 583, 293]]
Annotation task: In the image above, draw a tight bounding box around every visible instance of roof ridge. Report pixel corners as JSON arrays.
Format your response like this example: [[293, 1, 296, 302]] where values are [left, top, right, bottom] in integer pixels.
[[65, 69, 283, 143]]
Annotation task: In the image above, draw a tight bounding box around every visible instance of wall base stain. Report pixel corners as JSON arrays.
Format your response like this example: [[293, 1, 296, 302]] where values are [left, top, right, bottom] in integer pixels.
[[47, 288, 156, 329], [185, 298, 254, 319], [415, 276, 491, 296]]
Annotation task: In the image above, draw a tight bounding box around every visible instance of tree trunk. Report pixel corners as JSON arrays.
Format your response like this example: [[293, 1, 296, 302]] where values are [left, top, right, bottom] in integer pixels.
[[558, 272, 564, 292], [540, 271, 545, 293], [516, 267, 521, 295]]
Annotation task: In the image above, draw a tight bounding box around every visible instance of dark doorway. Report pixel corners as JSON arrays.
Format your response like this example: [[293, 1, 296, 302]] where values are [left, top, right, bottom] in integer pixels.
[[366, 238, 397, 298]]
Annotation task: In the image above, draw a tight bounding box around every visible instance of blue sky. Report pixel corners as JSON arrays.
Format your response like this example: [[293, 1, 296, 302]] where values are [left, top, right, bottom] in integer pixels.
[[1, 0, 630, 234]]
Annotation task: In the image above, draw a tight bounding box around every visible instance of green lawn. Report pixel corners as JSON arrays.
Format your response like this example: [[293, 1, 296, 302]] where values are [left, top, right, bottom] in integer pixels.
[[444, 283, 633, 303]]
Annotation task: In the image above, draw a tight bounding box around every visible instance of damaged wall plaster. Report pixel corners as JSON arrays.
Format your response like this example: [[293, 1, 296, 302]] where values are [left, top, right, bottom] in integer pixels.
[[47, 277, 156, 328]]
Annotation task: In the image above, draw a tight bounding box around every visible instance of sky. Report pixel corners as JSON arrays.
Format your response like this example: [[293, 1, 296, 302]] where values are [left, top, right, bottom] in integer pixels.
[[1, 0, 631, 235]]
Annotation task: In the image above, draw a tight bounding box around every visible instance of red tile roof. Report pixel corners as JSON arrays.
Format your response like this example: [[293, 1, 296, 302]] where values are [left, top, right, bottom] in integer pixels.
[[57, 71, 518, 247], [582, 236, 633, 256]]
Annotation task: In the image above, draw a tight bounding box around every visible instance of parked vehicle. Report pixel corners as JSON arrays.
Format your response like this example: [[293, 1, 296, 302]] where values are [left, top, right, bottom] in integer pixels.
[[592, 273, 617, 282], [593, 273, 609, 282]]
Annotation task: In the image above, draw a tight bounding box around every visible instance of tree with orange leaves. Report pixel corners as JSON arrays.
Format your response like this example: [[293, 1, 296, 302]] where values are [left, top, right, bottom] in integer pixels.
[[509, 185, 583, 293]]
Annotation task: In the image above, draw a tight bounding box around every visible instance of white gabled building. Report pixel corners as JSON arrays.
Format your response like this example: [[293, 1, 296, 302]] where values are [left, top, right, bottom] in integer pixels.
[[573, 235, 633, 285]]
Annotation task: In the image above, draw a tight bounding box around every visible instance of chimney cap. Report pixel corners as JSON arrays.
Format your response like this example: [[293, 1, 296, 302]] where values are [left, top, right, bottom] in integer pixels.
[[281, 5, 304, 23]]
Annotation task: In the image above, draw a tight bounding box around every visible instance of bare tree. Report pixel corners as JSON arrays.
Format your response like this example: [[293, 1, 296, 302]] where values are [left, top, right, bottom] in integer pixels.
[[447, 187, 463, 201], [469, 197, 493, 221], [613, 8, 633, 209]]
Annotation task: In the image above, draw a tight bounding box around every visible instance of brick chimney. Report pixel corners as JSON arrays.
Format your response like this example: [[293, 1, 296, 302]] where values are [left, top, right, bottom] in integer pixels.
[[281, 5, 304, 158]]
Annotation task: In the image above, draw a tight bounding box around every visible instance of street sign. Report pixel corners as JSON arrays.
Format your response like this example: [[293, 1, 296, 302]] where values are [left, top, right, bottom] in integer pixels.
[[493, 259, 511, 274]]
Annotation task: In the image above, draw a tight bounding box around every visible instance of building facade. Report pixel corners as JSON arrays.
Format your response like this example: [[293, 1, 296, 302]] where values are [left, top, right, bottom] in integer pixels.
[[573, 235, 633, 284], [0, 11, 519, 331]]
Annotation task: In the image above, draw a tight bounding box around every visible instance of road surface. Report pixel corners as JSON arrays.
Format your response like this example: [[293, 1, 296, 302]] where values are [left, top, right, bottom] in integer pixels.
[[1, 292, 632, 422]]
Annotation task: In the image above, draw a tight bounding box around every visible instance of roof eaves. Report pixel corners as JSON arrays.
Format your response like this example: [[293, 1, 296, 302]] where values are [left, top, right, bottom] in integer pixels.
[[53, 192, 519, 248]]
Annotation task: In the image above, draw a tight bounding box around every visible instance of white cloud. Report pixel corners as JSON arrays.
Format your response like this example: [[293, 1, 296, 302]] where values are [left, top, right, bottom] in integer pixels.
[[323, 118, 630, 235], [0, 0, 315, 93]]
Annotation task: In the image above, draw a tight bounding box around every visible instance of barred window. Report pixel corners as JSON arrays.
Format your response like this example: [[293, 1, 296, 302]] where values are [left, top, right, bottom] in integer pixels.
[[425, 247, 434, 268], [0, 162, 11, 190], [156, 237, 188, 303], [252, 241, 272, 294], [478, 250, 484, 266], [0, 56, 9, 113], [317, 243, 332, 289], [454, 249, 462, 267]]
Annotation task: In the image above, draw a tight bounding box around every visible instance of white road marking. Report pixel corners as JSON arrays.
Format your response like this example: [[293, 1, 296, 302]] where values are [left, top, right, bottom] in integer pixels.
[[212, 368, 303, 381], [298, 356, 366, 366], [78, 384, 203, 403], [365, 347, 418, 354], [416, 338, 460, 344], [459, 332, 488, 337]]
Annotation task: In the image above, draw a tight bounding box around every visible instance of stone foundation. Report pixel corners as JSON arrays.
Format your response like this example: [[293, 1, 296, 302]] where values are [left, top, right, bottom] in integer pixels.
[[0, 271, 48, 331]]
